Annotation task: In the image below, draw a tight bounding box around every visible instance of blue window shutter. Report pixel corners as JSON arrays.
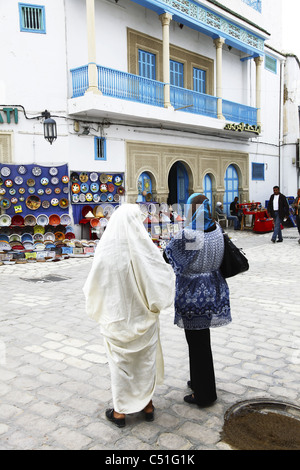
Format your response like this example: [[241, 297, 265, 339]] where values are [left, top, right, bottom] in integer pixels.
[[94, 137, 107, 161], [138, 50, 156, 80], [193, 68, 206, 93], [170, 60, 184, 87]]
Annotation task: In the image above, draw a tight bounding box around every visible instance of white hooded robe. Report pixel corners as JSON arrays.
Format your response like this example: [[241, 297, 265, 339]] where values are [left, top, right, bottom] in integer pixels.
[[83, 204, 175, 414]]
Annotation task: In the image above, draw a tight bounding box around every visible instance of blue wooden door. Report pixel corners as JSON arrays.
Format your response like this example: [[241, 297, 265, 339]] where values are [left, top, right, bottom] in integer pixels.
[[224, 165, 239, 215]]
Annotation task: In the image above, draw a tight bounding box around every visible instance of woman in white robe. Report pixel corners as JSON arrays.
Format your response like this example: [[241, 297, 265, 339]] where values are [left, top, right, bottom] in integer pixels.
[[83, 203, 175, 427]]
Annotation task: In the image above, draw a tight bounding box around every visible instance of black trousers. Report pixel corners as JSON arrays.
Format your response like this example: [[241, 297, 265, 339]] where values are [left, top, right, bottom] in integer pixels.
[[184, 328, 217, 405]]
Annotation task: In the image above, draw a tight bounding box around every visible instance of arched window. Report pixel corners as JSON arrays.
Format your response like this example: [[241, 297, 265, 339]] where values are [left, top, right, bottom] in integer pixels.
[[137, 172, 152, 202], [224, 165, 239, 215], [203, 174, 212, 208]]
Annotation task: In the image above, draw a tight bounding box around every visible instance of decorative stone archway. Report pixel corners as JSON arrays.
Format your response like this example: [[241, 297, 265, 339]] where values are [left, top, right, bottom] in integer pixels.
[[125, 141, 249, 204]]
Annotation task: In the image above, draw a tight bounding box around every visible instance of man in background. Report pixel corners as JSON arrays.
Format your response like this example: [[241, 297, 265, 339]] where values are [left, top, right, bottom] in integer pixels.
[[267, 186, 289, 243]]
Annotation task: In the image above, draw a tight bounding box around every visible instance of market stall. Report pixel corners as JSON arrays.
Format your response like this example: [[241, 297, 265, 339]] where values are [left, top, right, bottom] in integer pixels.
[[238, 203, 274, 233]]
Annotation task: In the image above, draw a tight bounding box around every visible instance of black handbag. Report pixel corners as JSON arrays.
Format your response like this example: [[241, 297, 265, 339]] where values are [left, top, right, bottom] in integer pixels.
[[220, 233, 249, 278]]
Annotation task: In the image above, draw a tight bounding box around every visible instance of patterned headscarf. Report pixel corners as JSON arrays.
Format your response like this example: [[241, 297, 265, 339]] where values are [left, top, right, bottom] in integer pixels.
[[185, 193, 215, 232]]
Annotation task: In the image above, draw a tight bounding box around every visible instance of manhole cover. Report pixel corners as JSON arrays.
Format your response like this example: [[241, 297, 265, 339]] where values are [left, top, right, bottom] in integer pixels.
[[221, 399, 300, 450], [20, 275, 69, 283]]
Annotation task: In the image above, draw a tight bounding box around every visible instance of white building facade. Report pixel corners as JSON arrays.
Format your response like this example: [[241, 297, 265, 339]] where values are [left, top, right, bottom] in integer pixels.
[[1, 0, 298, 235]]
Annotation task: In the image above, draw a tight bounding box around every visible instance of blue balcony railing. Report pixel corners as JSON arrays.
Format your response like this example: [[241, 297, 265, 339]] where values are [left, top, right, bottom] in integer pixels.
[[170, 85, 217, 118], [70, 65, 257, 125]]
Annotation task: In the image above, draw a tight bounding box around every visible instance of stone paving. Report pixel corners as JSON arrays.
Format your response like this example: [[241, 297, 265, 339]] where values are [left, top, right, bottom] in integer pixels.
[[0, 227, 299, 450]]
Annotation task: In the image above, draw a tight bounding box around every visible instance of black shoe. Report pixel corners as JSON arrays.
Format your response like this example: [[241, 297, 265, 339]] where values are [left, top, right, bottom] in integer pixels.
[[105, 408, 125, 428], [184, 394, 216, 408], [144, 406, 155, 422], [271, 239, 275, 243], [277, 239, 283, 242]]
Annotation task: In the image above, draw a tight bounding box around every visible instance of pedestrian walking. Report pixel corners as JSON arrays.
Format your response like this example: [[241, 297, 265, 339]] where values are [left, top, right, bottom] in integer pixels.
[[267, 186, 290, 243], [164, 194, 231, 408], [83, 203, 175, 427]]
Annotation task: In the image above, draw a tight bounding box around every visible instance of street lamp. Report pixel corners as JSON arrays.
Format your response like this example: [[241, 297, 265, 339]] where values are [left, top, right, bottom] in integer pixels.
[[42, 110, 57, 145]]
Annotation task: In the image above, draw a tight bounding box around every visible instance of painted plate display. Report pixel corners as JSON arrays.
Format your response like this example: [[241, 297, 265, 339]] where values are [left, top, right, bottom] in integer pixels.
[[11, 197, 18, 204], [59, 198, 69, 209], [28, 188, 35, 194], [100, 183, 108, 192], [71, 172, 79, 182], [44, 232, 55, 242], [72, 183, 80, 194], [86, 193, 93, 202], [42, 200, 50, 209], [117, 186, 125, 195], [79, 193, 86, 203], [24, 214, 37, 226], [51, 198, 59, 207], [63, 186, 69, 194], [80, 182, 89, 193], [0, 188, 6, 196], [36, 214, 49, 226], [45, 188, 52, 195], [51, 177, 59, 185], [0, 214, 12, 226], [113, 175, 123, 186], [14, 176, 23, 185], [107, 183, 115, 193], [54, 187, 61, 194], [32, 166, 42, 176], [90, 182, 99, 193], [49, 167, 58, 176], [72, 194, 79, 203], [100, 193, 107, 202], [93, 194, 100, 203], [99, 173, 108, 183], [41, 177, 49, 186], [62, 175, 69, 184], [19, 187, 26, 194], [9, 188, 16, 195], [5, 179, 13, 187], [90, 172, 98, 182], [37, 189, 44, 195], [60, 214, 72, 225], [113, 194, 120, 202], [79, 172, 89, 183], [27, 178, 35, 187], [0, 167, 11, 177], [0, 198, 11, 209], [49, 214, 61, 226], [18, 166, 27, 175], [26, 195, 41, 210], [107, 194, 114, 202]]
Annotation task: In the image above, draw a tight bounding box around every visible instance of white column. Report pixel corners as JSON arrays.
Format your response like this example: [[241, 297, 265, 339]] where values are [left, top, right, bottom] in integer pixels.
[[254, 56, 264, 127], [214, 37, 225, 119], [159, 12, 173, 108], [86, 0, 101, 95]]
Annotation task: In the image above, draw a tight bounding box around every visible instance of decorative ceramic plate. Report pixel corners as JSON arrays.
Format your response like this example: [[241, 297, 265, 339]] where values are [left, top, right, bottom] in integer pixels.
[[36, 214, 49, 226], [99, 173, 108, 183], [63, 186, 69, 194], [41, 177, 49, 186], [45, 188, 52, 195], [27, 178, 35, 187], [5, 179, 13, 187], [107, 194, 114, 202], [11, 197, 18, 204], [107, 183, 115, 193], [26, 195, 41, 210], [42, 200, 50, 209], [113, 193, 120, 202], [100, 183, 108, 192], [19, 187, 26, 194], [32, 166, 42, 176], [0, 188, 6, 196], [37, 189, 44, 195], [14, 176, 23, 185], [51, 198, 59, 207], [79, 172, 89, 183], [90, 183, 99, 193], [24, 214, 37, 226], [79, 193, 86, 202], [113, 175, 123, 186], [62, 175, 69, 184], [59, 198, 69, 209], [49, 214, 61, 226], [70, 172, 79, 182], [90, 172, 98, 182], [0, 214, 11, 226], [28, 188, 35, 194], [93, 194, 100, 203], [0, 198, 11, 209], [80, 183, 89, 193], [72, 183, 80, 194], [54, 187, 61, 194], [51, 177, 59, 185], [72, 194, 79, 203], [100, 193, 107, 202], [117, 186, 125, 195], [18, 166, 27, 175], [60, 214, 72, 225], [1, 167, 11, 177], [49, 167, 58, 176], [9, 188, 16, 195]]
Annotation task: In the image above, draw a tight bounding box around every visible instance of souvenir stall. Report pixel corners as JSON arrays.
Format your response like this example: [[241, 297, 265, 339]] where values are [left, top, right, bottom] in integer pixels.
[[70, 171, 124, 239], [238, 202, 274, 233], [0, 163, 94, 264], [138, 202, 185, 250]]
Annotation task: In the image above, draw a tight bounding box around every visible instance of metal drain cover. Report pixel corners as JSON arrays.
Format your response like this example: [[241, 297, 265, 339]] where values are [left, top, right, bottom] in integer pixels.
[[221, 398, 300, 450], [20, 275, 70, 283]]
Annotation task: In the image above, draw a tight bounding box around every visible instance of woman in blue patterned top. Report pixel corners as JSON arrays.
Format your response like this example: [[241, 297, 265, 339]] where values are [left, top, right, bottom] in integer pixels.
[[165, 193, 231, 407]]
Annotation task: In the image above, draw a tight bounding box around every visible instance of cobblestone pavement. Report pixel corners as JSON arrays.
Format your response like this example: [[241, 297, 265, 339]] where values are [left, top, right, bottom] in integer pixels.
[[0, 227, 299, 450]]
